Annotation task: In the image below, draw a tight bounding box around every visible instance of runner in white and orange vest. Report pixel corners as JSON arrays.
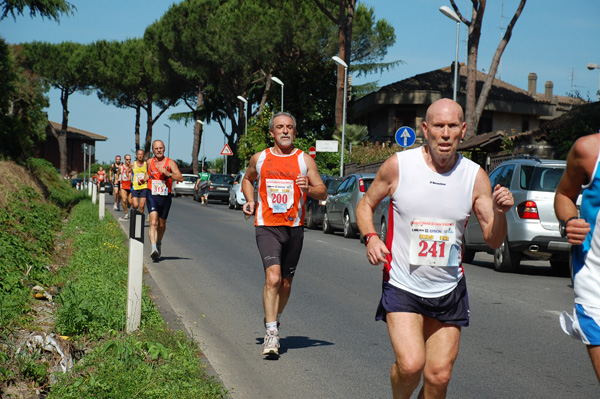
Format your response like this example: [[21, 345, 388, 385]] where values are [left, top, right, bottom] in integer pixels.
[[242, 112, 326, 357]]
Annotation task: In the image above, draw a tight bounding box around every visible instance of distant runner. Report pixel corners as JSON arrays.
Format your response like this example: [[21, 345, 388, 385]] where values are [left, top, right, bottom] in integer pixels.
[[144, 140, 183, 261], [118, 154, 133, 221], [110, 155, 122, 211], [131, 149, 149, 216]]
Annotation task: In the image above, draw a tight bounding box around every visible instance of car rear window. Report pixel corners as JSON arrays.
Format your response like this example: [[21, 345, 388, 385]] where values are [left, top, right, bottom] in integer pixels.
[[212, 175, 234, 184], [521, 165, 564, 192], [363, 179, 374, 192], [183, 176, 196, 183]]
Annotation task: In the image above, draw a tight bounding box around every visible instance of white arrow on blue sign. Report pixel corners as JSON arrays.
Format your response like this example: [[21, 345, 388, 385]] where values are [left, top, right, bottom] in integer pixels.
[[395, 126, 416, 148]]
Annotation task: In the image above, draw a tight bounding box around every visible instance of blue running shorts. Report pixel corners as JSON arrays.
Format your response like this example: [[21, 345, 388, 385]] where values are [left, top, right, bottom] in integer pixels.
[[376, 277, 470, 327], [146, 194, 172, 220]]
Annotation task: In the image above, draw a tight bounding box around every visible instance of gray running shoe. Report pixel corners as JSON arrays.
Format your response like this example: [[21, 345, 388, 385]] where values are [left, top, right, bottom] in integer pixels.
[[157, 242, 162, 257], [150, 249, 160, 261], [262, 329, 280, 356]]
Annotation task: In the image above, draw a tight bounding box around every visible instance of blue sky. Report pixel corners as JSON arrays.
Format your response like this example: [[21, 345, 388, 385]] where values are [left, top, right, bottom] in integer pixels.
[[1, 0, 599, 165]]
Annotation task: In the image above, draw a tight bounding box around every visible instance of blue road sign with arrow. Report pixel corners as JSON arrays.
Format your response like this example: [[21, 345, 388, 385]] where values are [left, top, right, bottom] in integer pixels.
[[395, 126, 416, 148]]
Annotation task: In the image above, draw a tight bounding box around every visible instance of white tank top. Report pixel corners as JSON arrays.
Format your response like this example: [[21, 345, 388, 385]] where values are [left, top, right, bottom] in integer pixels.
[[385, 147, 480, 297]]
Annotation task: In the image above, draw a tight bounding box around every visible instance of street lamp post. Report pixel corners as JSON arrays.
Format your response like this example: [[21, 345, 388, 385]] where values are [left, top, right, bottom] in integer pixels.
[[198, 120, 204, 170], [271, 76, 284, 112], [332, 55, 348, 177], [587, 63, 600, 101], [439, 6, 461, 101], [163, 123, 171, 158]]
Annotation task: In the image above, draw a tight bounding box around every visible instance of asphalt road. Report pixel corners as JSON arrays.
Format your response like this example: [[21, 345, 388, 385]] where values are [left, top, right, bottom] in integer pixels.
[[108, 195, 598, 398]]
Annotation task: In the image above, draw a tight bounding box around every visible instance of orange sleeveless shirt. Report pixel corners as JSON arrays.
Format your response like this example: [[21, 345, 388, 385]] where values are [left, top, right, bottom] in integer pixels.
[[147, 157, 173, 194], [255, 148, 308, 227]]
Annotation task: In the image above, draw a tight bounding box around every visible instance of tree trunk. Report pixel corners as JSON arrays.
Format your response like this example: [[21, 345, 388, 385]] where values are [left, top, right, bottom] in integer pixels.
[[134, 104, 141, 152], [58, 88, 69, 175], [143, 98, 153, 155], [454, 0, 527, 141], [464, 1, 485, 140], [192, 86, 204, 175]]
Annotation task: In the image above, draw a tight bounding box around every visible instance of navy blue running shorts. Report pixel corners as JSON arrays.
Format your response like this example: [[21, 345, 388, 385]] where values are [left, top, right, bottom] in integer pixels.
[[376, 277, 470, 327], [146, 193, 173, 220], [255, 226, 304, 278], [131, 188, 149, 199]]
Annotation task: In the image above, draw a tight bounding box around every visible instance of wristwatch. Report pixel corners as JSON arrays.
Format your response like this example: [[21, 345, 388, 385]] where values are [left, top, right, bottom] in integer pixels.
[[559, 217, 578, 238], [363, 233, 378, 246]]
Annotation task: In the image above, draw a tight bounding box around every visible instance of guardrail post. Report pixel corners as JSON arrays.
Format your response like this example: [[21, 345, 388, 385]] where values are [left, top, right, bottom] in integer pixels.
[[99, 186, 105, 220], [92, 184, 97, 204], [126, 210, 145, 333]]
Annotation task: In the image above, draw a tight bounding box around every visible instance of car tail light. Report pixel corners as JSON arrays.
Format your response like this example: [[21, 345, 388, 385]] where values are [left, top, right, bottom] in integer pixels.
[[359, 178, 365, 193], [517, 200, 539, 219]]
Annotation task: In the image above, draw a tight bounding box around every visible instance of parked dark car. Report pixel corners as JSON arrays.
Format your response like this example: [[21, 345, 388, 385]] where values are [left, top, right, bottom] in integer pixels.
[[323, 173, 376, 238], [305, 176, 344, 229], [196, 173, 234, 204]]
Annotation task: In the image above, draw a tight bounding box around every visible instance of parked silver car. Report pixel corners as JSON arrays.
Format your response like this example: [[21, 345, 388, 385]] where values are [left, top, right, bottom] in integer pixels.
[[173, 174, 197, 196], [464, 156, 570, 273], [228, 171, 246, 210], [323, 173, 376, 238]]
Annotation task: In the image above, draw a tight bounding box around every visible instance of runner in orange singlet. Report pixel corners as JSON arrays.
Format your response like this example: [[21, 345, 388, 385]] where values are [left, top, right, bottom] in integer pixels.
[[242, 112, 326, 357], [118, 154, 133, 221], [142, 140, 183, 261]]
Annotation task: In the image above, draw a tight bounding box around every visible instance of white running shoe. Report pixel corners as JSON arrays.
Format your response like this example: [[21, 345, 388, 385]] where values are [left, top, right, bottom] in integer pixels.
[[113, 204, 118, 210], [262, 329, 280, 356], [118, 214, 129, 221]]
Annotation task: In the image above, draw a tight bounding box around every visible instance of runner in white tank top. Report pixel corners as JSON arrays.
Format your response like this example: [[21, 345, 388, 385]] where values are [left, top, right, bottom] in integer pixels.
[[386, 147, 479, 298], [356, 99, 514, 397]]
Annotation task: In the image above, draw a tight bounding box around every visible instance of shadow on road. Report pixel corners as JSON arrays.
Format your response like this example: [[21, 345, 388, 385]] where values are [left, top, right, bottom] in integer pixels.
[[255, 335, 334, 358]]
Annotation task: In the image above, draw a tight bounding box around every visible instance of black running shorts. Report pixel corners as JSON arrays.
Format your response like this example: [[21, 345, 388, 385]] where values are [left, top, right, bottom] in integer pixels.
[[255, 226, 304, 278]]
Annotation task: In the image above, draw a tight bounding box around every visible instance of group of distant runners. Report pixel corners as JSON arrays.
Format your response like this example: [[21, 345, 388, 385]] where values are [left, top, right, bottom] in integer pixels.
[[109, 140, 183, 262]]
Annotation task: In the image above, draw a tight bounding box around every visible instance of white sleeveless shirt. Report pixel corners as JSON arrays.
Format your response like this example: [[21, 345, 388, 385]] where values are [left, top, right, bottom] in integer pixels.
[[384, 147, 480, 297]]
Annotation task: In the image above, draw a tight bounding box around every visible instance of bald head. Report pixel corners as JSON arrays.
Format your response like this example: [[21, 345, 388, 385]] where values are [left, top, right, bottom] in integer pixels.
[[425, 99, 464, 124]]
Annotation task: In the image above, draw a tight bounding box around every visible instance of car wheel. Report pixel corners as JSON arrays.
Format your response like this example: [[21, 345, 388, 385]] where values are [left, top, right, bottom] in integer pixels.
[[494, 238, 521, 273], [550, 256, 570, 277], [323, 211, 334, 234], [380, 218, 387, 244], [306, 207, 317, 230], [343, 212, 356, 238], [462, 248, 475, 264]]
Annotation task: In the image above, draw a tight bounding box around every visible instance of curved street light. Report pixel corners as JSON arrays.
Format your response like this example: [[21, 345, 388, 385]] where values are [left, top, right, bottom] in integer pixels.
[[271, 76, 284, 112], [332, 55, 348, 177], [439, 6, 461, 101], [588, 63, 600, 101]]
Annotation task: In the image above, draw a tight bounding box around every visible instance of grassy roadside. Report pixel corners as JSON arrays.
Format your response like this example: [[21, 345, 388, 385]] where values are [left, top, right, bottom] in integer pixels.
[[0, 159, 227, 398]]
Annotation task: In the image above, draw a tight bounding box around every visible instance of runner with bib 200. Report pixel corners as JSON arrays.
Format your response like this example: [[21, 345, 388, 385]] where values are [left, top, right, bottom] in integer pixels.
[[357, 99, 514, 398], [242, 112, 326, 357], [142, 140, 183, 261]]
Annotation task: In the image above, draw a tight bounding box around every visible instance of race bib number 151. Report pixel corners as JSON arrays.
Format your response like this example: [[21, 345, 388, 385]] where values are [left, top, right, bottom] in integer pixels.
[[409, 219, 460, 267]]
